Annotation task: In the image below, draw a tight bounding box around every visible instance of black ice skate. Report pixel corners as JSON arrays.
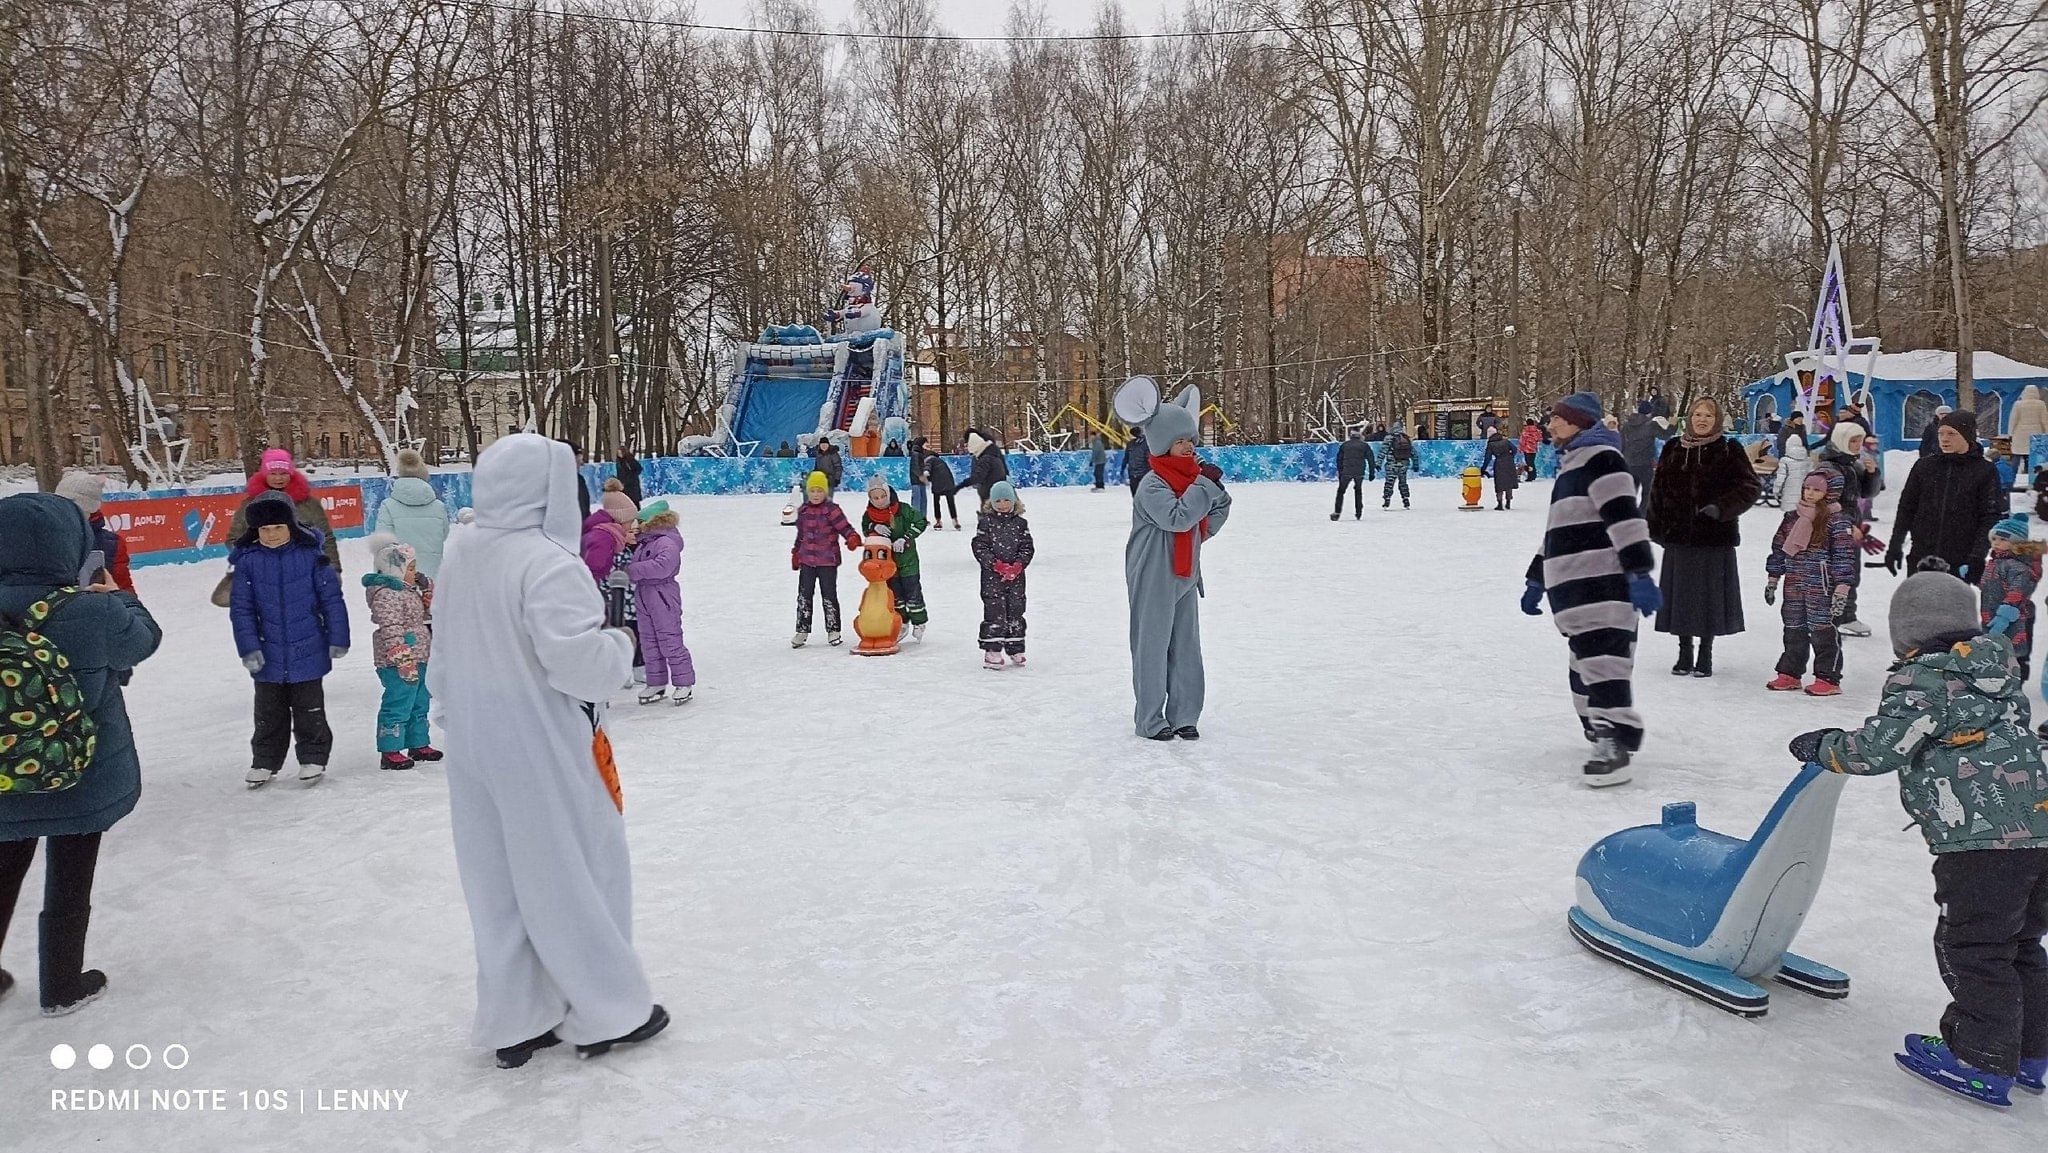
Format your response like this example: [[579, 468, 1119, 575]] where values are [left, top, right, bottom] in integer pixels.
[[1582, 730, 1633, 787], [576, 1005, 670, 1059], [494, 1030, 561, 1069]]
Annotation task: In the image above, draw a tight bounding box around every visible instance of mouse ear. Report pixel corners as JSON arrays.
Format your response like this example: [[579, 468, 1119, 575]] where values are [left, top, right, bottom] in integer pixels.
[[1113, 375, 1160, 425], [1173, 384, 1202, 414]]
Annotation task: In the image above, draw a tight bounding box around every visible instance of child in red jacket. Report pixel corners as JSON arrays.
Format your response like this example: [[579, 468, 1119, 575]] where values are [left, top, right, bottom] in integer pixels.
[[791, 471, 860, 647]]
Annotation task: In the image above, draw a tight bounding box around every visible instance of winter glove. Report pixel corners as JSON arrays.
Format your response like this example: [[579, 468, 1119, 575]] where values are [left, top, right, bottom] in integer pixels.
[[242, 653, 265, 674], [892, 537, 907, 553], [1520, 579, 1544, 616], [456, 508, 476, 525], [844, 533, 862, 551], [330, 647, 348, 661], [1199, 462, 1224, 486], [1764, 577, 1778, 606], [1830, 585, 1850, 621], [1883, 549, 1901, 575], [1698, 503, 1721, 520], [1627, 573, 1662, 618], [1787, 728, 1840, 765], [1991, 604, 2020, 636]]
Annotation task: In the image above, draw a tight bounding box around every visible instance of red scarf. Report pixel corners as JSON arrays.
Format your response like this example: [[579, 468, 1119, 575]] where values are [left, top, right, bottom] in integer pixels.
[[866, 501, 897, 528], [1146, 453, 1210, 578]]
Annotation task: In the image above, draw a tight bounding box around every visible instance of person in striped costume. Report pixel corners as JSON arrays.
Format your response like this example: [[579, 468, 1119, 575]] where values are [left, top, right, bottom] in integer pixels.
[[1521, 391, 1661, 786]]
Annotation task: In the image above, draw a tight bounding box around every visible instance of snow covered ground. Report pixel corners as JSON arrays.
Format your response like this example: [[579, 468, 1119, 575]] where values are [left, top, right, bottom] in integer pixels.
[[1, 474, 2037, 1151]]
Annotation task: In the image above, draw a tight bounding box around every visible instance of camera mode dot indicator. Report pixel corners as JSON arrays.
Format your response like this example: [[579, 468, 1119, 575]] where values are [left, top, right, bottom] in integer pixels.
[[50, 1044, 76, 1070], [87, 1044, 113, 1070]]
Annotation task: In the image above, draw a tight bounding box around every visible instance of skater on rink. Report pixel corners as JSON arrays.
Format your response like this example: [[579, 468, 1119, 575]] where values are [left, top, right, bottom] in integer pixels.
[[428, 434, 667, 1069], [361, 534, 439, 770], [972, 481, 1033, 668], [0, 492, 161, 1015], [1521, 391, 1657, 786], [625, 501, 695, 705], [1332, 426, 1373, 520], [1379, 424, 1414, 509], [1980, 514, 2041, 682], [1122, 379, 1232, 739], [582, 480, 642, 681], [1789, 563, 2048, 1108], [231, 492, 349, 787], [791, 471, 862, 647], [1763, 471, 1856, 696], [863, 475, 930, 642], [1482, 424, 1518, 510]]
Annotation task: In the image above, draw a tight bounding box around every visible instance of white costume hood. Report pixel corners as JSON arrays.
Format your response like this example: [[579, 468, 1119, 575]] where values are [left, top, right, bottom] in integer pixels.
[[472, 434, 583, 553]]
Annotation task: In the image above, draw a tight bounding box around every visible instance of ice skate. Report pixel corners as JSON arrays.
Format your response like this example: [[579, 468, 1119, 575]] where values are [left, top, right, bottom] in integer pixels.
[[670, 687, 692, 706], [827, 630, 844, 646], [983, 651, 1005, 671], [1896, 1037, 2012, 1109], [911, 623, 926, 642], [791, 632, 808, 649], [379, 752, 414, 771], [298, 762, 326, 783], [2019, 1057, 2046, 1094], [245, 766, 278, 787], [576, 1004, 670, 1059], [1009, 653, 1026, 667], [638, 686, 670, 705], [1765, 673, 1803, 691], [1330, 513, 1339, 521], [494, 1030, 560, 1070], [1804, 679, 1841, 697], [1837, 620, 1872, 637], [409, 746, 443, 762], [1581, 732, 1632, 787]]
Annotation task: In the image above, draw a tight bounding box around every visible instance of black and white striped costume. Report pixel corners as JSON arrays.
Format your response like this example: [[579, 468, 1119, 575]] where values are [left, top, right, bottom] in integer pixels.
[[1525, 428, 1656, 750]]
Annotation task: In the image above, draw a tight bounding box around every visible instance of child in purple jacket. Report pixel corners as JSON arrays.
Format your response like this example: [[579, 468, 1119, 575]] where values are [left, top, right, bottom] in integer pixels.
[[791, 470, 860, 647], [626, 501, 694, 704]]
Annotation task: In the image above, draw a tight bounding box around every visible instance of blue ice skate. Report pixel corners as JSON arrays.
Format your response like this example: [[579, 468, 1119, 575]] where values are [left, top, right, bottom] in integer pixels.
[[1568, 764, 1850, 1017], [2021, 1057, 2046, 1095], [1896, 1036, 2013, 1109], [1906, 1033, 2044, 1099]]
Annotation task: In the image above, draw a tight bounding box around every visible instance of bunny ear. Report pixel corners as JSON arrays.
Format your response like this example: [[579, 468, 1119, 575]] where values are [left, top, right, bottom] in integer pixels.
[[1174, 384, 1202, 414], [1113, 375, 1161, 425]]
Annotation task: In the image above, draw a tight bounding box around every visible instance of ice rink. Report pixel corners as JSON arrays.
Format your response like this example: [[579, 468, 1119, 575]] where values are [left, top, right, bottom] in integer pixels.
[[1, 474, 2035, 1151]]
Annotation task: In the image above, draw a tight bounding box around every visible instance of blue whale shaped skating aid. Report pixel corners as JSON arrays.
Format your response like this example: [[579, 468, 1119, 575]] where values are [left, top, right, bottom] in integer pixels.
[[1568, 764, 1851, 1016]]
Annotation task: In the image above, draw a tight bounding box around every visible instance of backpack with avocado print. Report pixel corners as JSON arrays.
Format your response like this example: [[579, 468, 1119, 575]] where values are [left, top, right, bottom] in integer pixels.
[[0, 590, 95, 795]]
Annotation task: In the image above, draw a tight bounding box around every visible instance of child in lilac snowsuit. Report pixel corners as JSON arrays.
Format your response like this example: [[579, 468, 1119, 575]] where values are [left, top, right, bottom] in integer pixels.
[[625, 500, 694, 704], [1764, 470, 1857, 695]]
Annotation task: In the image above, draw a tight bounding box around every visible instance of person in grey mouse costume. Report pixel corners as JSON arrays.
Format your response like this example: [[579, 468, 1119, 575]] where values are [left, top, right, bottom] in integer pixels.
[[1120, 376, 1233, 740]]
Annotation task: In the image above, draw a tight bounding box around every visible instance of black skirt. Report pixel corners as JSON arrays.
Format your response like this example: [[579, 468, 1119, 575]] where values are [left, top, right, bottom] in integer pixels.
[[1655, 544, 1745, 637]]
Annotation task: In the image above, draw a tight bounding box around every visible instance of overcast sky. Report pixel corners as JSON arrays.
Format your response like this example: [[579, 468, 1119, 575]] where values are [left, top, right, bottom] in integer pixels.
[[682, 0, 1178, 40]]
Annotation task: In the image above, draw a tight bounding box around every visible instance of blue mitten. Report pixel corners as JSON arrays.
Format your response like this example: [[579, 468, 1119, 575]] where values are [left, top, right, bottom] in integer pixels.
[[1991, 604, 2020, 636], [1520, 579, 1544, 616], [1627, 573, 1662, 617]]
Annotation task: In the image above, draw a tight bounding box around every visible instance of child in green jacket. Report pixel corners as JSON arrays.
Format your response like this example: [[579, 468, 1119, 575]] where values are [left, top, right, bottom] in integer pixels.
[[862, 474, 928, 640], [1789, 565, 2048, 1107]]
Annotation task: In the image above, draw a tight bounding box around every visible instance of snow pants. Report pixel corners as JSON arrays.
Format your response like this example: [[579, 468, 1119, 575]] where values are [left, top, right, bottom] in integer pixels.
[[376, 665, 432, 753], [1131, 584, 1204, 737], [447, 732, 653, 1049], [1776, 627, 1843, 685], [1381, 460, 1410, 506], [634, 585, 695, 689], [979, 573, 1025, 654], [251, 679, 332, 770], [1564, 617, 1642, 751], [1932, 848, 2048, 1077], [796, 566, 842, 635], [891, 572, 928, 626]]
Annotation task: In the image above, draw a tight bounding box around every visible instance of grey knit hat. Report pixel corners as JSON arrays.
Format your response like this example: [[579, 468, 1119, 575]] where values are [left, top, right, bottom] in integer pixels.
[[1888, 564, 1982, 657], [394, 447, 430, 481], [53, 471, 106, 514]]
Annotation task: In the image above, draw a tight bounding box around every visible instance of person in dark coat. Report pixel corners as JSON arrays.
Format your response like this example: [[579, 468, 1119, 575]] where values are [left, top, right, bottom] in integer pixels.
[[1645, 398, 1761, 677], [1090, 434, 1107, 491], [1123, 435, 1151, 495], [1886, 411, 2007, 584], [926, 450, 962, 530], [1919, 405, 1954, 457], [908, 436, 933, 517], [1332, 429, 1374, 520], [813, 441, 845, 490], [966, 431, 1008, 507], [230, 492, 350, 786], [613, 441, 643, 506], [0, 493, 162, 1014], [1619, 400, 1667, 499], [1481, 427, 1519, 509]]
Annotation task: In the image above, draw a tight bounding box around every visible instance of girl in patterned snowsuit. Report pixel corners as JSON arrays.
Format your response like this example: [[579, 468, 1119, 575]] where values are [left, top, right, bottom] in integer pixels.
[[1981, 514, 2042, 682], [1764, 470, 1858, 696]]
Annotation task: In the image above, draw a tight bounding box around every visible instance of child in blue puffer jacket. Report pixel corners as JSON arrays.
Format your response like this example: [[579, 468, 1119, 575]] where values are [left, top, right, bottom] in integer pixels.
[[230, 492, 350, 787]]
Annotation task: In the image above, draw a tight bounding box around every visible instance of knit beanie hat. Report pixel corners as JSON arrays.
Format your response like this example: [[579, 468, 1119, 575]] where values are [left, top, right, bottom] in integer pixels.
[[261, 448, 294, 473], [635, 499, 670, 524], [366, 533, 414, 578], [1941, 410, 1979, 444], [601, 488, 638, 522], [245, 491, 299, 530], [806, 470, 831, 493], [394, 447, 430, 481], [1827, 422, 1865, 453], [1889, 563, 1983, 657], [867, 472, 893, 499], [1934, 404, 1954, 417], [1553, 392, 1603, 429], [1991, 513, 2031, 543], [989, 480, 1018, 505], [53, 471, 106, 515], [1635, 398, 1654, 416]]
